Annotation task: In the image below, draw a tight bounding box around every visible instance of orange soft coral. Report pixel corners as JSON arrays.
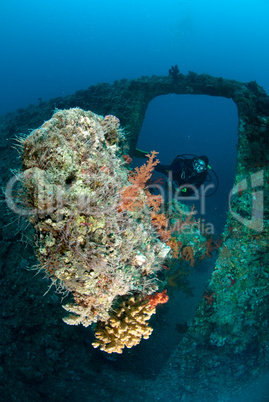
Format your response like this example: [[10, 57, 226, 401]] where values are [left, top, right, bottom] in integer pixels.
[[166, 237, 182, 259], [201, 238, 222, 259], [151, 211, 171, 242], [145, 289, 169, 309], [181, 246, 195, 267], [119, 151, 161, 211], [119, 151, 174, 251]]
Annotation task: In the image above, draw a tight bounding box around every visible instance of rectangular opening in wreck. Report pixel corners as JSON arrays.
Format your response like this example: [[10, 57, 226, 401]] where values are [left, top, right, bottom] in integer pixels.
[[136, 94, 239, 237]]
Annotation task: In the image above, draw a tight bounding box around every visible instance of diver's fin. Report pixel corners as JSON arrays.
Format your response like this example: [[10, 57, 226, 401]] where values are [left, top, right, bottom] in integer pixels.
[[134, 148, 150, 158]]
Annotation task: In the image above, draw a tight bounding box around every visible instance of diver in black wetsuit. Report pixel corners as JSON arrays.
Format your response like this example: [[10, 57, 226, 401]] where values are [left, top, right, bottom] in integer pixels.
[[155, 154, 210, 196]]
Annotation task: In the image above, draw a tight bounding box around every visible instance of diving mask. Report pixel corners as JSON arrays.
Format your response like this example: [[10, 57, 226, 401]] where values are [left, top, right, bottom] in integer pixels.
[[193, 158, 207, 173]]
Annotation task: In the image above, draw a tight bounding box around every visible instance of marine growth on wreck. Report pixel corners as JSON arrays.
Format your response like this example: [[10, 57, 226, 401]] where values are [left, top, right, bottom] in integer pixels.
[[20, 109, 169, 351], [19, 107, 206, 353], [2, 71, 268, 399]]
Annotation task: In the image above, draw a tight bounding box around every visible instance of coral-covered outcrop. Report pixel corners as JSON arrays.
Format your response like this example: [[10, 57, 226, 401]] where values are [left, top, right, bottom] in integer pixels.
[[21, 108, 170, 334]]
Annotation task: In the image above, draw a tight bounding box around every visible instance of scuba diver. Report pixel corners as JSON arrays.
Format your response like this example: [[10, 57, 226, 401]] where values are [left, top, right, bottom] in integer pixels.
[[135, 150, 218, 197]]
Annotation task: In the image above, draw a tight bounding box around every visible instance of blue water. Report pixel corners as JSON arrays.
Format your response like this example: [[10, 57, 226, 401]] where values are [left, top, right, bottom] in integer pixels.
[[137, 94, 238, 237], [1, 0, 269, 116], [1, 1, 269, 401]]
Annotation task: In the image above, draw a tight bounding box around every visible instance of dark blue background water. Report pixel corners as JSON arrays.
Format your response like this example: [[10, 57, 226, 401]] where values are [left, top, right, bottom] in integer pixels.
[[1, 0, 269, 116]]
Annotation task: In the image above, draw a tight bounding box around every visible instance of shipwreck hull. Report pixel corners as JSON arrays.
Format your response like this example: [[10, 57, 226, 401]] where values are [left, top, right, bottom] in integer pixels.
[[0, 72, 268, 399]]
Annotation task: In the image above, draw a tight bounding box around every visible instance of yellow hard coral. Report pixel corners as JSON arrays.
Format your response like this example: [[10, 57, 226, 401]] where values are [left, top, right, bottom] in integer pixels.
[[92, 295, 156, 354]]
